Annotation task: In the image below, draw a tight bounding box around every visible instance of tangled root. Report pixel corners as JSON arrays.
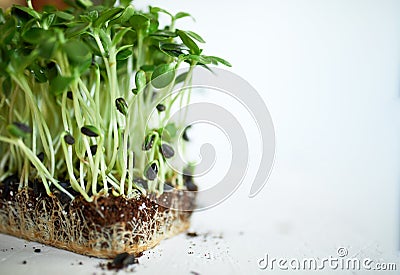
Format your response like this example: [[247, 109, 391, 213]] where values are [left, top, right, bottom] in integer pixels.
[[0, 189, 194, 258]]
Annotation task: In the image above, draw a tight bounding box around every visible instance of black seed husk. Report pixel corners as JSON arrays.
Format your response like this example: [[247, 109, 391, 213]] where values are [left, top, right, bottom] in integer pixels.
[[185, 179, 198, 192], [115, 97, 128, 116], [109, 252, 138, 270], [90, 145, 98, 156], [145, 163, 158, 181], [113, 252, 129, 266], [122, 255, 136, 266], [156, 104, 166, 112], [163, 183, 174, 191], [81, 126, 99, 137], [37, 152, 44, 162], [64, 134, 75, 145], [13, 122, 32, 134], [160, 143, 175, 158], [142, 134, 155, 151], [183, 125, 191, 141], [134, 178, 148, 189]]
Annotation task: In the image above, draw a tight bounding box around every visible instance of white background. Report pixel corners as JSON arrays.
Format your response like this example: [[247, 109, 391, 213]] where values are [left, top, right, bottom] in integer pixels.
[[1, 0, 400, 274]]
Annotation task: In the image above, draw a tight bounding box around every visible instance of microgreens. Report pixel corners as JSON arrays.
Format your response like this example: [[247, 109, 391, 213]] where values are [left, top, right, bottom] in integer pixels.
[[0, 0, 231, 202]]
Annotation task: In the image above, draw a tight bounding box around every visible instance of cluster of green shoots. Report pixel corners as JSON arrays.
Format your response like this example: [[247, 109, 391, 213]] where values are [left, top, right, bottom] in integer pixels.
[[0, 0, 230, 202]]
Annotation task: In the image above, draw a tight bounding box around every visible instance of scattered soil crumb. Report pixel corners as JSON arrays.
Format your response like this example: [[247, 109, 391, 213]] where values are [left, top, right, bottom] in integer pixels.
[[99, 252, 138, 271], [34, 248, 41, 253], [186, 232, 198, 237], [190, 271, 200, 275], [79, 261, 83, 265], [22, 260, 27, 264]]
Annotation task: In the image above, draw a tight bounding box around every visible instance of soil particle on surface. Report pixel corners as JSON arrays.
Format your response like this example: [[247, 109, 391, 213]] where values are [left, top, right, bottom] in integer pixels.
[[34, 248, 41, 253], [186, 232, 198, 237], [99, 252, 139, 271]]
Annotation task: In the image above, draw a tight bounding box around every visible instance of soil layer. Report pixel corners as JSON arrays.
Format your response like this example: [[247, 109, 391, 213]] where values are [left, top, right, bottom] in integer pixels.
[[0, 176, 196, 258]]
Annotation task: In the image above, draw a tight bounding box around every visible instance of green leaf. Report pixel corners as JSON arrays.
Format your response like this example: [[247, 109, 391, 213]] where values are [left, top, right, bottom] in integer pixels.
[[163, 123, 177, 139], [116, 48, 132, 60], [177, 30, 200, 55], [42, 5, 56, 13], [186, 31, 206, 43], [9, 51, 37, 73], [112, 28, 133, 47], [50, 75, 74, 96], [76, 58, 92, 74], [135, 70, 146, 91], [42, 13, 55, 29], [149, 18, 159, 34], [150, 30, 178, 38], [207, 56, 232, 67], [65, 22, 90, 38], [151, 63, 176, 89], [112, 5, 135, 24], [175, 72, 189, 84], [101, 0, 116, 7], [150, 7, 172, 18], [63, 39, 91, 64], [55, 11, 75, 21], [76, 0, 93, 9], [37, 38, 58, 59], [0, 17, 16, 45], [88, 10, 99, 21], [7, 122, 32, 138], [22, 28, 50, 44], [98, 29, 112, 53], [120, 0, 132, 7], [175, 12, 193, 20], [28, 63, 48, 83], [129, 14, 150, 31], [82, 34, 102, 56], [140, 65, 155, 73], [94, 7, 123, 27], [159, 42, 187, 58], [186, 54, 211, 64], [12, 6, 41, 21]]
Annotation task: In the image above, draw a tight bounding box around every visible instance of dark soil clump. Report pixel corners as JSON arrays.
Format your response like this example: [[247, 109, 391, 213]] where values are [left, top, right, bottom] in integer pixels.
[[0, 176, 197, 258]]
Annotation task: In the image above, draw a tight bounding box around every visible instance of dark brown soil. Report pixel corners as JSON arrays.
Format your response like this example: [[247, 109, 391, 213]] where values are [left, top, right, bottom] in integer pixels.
[[0, 175, 197, 258], [101, 252, 139, 271], [186, 232, 199, 237]]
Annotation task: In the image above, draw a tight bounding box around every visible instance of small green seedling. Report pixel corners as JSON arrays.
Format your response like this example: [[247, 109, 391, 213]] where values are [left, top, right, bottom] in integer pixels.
[[0, 0, 230, 202]]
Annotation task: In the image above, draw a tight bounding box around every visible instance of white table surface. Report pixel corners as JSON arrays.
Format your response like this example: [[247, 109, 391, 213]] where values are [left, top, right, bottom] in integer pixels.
[[2, 0, 400, 274]]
